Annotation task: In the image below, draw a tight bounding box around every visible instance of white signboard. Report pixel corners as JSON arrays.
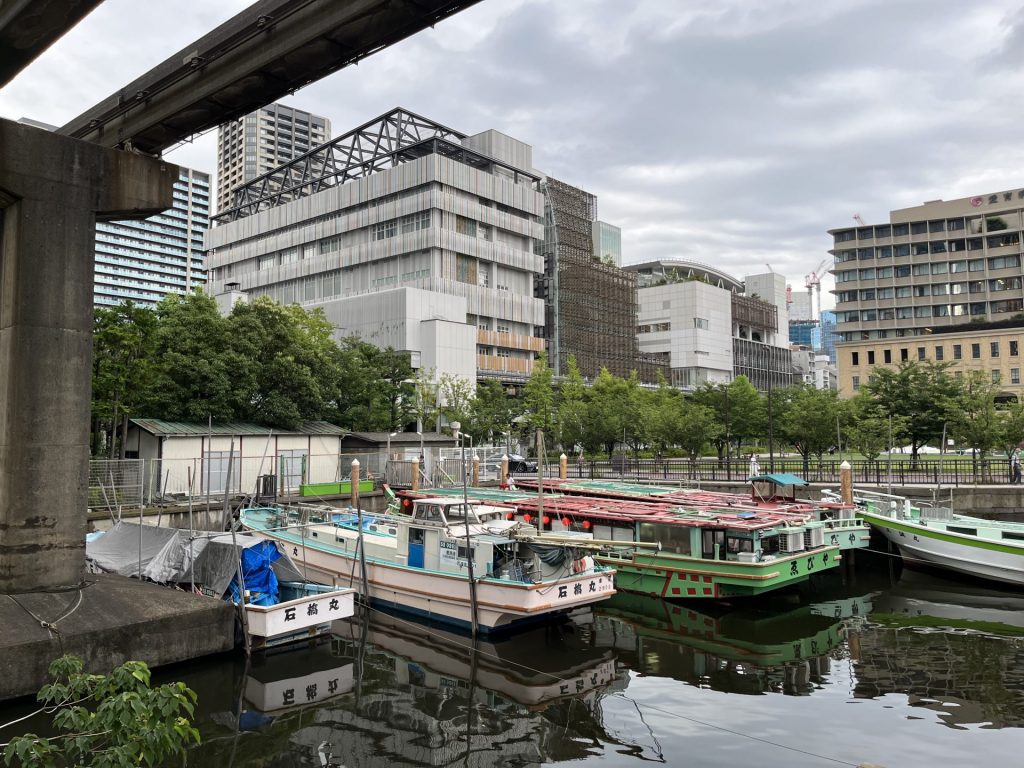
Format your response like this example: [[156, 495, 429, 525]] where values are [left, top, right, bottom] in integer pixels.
[[554, 573, 614, 602]]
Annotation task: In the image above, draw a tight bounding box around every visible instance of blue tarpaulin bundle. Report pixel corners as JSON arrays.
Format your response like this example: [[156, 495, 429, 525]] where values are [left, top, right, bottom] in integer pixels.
[[228, 540, 282, 607]]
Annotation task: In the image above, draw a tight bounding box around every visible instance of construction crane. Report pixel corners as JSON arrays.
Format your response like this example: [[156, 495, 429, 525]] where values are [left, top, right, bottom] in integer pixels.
[[805, 258, 829, 321], [853, 213, 865, 225]]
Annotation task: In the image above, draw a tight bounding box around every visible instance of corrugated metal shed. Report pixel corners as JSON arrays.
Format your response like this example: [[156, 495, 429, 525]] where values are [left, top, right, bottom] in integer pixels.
[[129, 419, 346, 437]]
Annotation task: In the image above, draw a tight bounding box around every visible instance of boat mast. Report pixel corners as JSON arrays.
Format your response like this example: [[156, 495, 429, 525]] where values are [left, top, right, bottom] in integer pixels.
[[453, 422, 479, 638]]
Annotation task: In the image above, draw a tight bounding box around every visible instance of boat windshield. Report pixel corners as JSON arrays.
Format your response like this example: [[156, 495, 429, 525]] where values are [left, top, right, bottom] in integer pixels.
[[412, 501, 480, 526]]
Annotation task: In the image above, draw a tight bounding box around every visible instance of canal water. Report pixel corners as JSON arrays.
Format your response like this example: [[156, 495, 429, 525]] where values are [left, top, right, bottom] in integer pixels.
[[7, 560, 1024, 767]]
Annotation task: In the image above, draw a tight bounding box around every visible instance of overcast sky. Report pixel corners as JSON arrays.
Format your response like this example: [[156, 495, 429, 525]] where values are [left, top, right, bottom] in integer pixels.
[[3, 0, 1024, 308]]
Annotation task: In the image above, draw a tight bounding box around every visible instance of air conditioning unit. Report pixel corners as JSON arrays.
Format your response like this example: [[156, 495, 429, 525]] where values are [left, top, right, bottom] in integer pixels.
[[781, 530, 805, 552], [804, 527, 825, 549]]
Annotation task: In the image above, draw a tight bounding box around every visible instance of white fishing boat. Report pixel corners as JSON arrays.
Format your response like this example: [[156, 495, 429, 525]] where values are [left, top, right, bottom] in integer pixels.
[[86, 522, 356, 650], [239, 497, 616, 634], [822, 488, 1024, 586]]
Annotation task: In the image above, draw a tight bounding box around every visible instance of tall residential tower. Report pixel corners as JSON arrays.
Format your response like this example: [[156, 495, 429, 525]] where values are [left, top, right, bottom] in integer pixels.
[[216, 103, 330, 213]]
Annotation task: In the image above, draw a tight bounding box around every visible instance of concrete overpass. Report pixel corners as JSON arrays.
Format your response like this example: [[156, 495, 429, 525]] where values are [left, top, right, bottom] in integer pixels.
[[0, 0, 480, 590]]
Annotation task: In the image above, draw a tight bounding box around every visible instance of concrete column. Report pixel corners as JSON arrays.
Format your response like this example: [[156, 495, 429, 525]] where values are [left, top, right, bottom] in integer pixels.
[[0, 119, 176, 592]]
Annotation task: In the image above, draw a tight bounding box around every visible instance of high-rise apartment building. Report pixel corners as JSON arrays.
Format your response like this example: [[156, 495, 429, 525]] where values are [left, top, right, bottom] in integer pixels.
[[94, 167, 210, 307], [831, 188, 1024, 396], [206, 108, 545, 386], [216, 103, 330, 213]]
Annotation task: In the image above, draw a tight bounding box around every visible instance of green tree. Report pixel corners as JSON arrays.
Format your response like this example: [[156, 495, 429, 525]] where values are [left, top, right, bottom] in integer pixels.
[[4, 655, 199, 768], [843, 391, 906, 463], [585, 368, 628, 458], [677, 402, 722, 475], [950, 371, 1001, 480], [522, 351, 556, 453], [643, 375, 685, 457], [864, 361, 960, 462], [148, 292, 238, 423], [556, 355, 588, 454], [776, 385, 842, 476], [995, 399, 1024, 460], [227, 298, 341, 429], [470, 379, 520, 448], [438, 373, 476, 432], [91, 301, 156, 458]]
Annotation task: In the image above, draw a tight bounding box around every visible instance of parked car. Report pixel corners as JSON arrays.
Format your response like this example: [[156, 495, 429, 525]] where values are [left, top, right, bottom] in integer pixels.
[[482, 453, 537, 473]]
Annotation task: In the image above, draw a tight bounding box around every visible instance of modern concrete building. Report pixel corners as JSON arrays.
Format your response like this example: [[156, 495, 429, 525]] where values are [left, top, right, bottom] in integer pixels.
[[216, 103, 330, 213], [206, 108, 545, 386], [539, 178, 664, 382], [94, 167, 210, 307], [625, 260, 792, 390], [831, 188, 1024, 397], [788, 290, 813, 322], [791, 346, 837, 390]]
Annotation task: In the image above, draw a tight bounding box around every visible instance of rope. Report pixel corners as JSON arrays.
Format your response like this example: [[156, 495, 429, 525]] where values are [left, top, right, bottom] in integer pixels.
[[6, 584, 91, 655]]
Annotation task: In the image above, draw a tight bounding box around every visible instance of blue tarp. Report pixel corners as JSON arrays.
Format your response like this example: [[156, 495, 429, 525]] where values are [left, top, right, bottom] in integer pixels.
[[228, 540, 282, 607], [750, 473, 809, 487]]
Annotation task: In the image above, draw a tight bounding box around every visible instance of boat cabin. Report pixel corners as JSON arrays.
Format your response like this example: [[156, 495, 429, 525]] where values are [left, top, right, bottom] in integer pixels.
[[750, 473, 809, 504]]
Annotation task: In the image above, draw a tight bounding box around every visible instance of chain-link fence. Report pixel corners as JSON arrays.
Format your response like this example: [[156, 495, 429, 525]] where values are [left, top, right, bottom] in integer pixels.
[[88, 452, 384, 511]]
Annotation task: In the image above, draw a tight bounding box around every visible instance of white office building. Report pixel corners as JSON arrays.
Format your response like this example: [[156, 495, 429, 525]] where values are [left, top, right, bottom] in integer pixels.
[[206, 108, 546, 386]]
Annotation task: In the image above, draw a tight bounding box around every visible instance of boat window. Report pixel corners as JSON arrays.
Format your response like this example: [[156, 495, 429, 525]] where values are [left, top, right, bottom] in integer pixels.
[[639, 522, 691, 555], [947, 526, 977, 536], [1001, 531, 1024, 541], [760, 535, 780, 555], [726, 537, 754, 553], [414, 504, 443, 523]]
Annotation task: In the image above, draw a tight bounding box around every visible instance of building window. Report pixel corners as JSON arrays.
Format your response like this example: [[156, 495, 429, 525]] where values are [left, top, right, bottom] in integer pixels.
[[852, 375, 860, 391], [972, 343, 981, 359], [900, 348, 908, 362], [257, 254, 276, 270], [993, 370, 1002, 383], [935, 346, 944, 361], [916, 347, 924, 360], [991, 342, 1000, 358], [694, 318, 709, 329], [1012, 340, 1019, 357], [884, 349, 892, 364], [374, 220, 397, 241], [867, 351, 875, 365], [1013, 368, 1020, 385], [455, 254, 477, 285], [456, 215, 477, 237], [953, 344, 962, 360], [851, 352, 859, 366]]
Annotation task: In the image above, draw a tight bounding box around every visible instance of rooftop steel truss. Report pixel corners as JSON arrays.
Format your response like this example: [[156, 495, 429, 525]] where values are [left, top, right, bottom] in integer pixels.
[[217, 108, 472, 222]]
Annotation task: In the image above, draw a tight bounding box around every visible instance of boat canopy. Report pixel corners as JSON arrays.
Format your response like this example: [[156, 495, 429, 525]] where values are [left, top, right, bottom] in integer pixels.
[[750, 473, 809, 487]]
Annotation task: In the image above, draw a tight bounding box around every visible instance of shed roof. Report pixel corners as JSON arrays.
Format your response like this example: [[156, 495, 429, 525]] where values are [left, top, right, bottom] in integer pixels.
[[129, 419, 346, 437], [751, 473, 809, 487]]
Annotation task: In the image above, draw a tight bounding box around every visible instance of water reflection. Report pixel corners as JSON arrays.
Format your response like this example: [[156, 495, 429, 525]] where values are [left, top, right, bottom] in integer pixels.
[[592, 592, 850, 696], [850, 570, 1024, 730], [191, 611, 625, 767], [6, 567, 1017, 767]]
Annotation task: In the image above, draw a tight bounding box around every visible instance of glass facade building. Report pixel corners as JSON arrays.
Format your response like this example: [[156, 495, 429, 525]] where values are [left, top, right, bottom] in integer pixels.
[[93, 168, 210, 307]]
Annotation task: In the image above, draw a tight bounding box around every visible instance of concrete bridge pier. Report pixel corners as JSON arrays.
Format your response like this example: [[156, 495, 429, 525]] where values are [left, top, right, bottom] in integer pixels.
[[0, 118, 178, 592]]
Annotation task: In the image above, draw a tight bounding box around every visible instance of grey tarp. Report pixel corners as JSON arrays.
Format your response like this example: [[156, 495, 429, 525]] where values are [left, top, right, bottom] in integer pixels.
[[86, 524, 305, 596]]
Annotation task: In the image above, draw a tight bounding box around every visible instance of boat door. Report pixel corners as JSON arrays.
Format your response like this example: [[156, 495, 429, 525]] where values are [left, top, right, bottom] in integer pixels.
[[702, 529, 726, 560], [408, 528, 426, 568]]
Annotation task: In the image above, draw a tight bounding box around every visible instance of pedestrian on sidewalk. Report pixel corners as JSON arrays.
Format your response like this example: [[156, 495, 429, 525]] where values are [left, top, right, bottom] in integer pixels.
[[1012, 448, 1021, 484], [748, 453, 760, 479]]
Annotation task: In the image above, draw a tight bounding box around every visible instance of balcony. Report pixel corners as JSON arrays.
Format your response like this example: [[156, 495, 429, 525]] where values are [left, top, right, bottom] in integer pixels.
[[477, 354, 534, 376], [477, 329, 545, 353]]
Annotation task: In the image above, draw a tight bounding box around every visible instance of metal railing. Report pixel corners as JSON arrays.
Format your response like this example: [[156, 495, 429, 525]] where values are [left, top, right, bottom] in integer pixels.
[[555, 456, 1015, 488]]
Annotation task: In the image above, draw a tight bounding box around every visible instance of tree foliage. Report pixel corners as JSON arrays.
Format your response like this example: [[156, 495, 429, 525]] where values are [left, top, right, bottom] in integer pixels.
[[3, 655, 199, 768]]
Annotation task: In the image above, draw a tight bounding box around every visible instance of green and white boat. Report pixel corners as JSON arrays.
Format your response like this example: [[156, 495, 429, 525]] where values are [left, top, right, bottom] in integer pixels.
[[824, 488, 1024, 586]]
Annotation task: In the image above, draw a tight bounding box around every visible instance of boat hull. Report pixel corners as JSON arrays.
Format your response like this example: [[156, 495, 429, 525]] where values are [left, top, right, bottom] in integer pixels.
[[597, 546, 841, 599], [260, 530, 615, 634], [864, 513, 1024, 586]]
